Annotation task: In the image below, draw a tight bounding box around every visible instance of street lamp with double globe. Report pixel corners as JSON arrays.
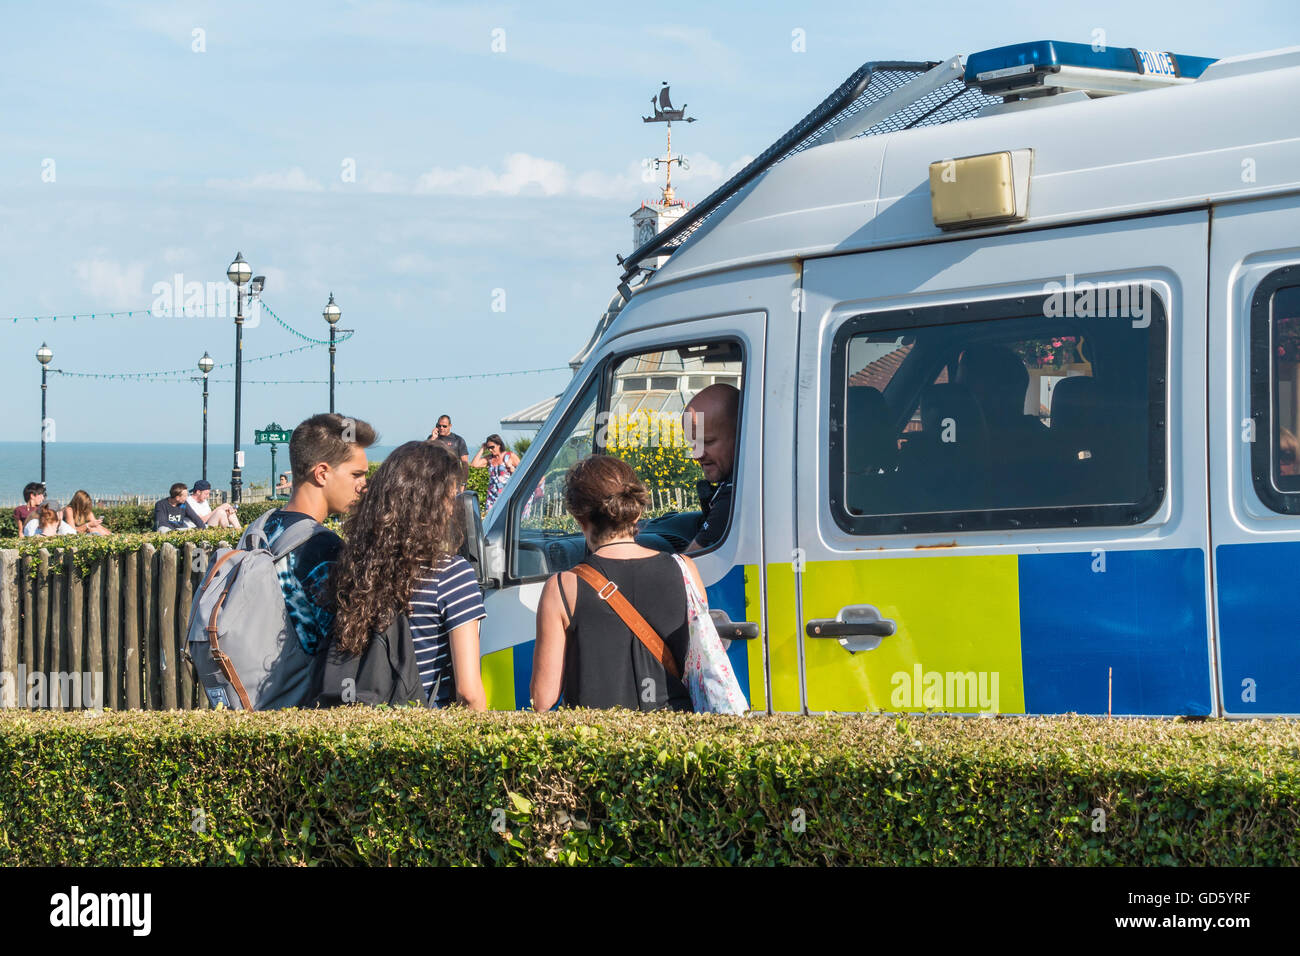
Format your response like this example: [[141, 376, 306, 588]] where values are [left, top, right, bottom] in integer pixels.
[[323, 292, 341, 413], [36, 343, 53, 483], [226, 252, 252, 504], [197, 351, 215, 483]]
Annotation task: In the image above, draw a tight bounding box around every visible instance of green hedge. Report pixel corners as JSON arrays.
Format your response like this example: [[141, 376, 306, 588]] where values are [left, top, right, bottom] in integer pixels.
[[467, 466, 489, 509], [0, 711, 1296, 865], [0, 499, 281, 539], [0, 527, 244, 575]]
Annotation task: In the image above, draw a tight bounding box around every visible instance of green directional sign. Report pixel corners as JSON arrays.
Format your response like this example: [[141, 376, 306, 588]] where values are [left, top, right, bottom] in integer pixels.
[[254, 422, 291, 445]]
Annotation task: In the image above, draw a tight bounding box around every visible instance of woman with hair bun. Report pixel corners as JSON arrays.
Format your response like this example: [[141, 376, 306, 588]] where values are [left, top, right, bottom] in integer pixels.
[[531, 454, 707, 712]]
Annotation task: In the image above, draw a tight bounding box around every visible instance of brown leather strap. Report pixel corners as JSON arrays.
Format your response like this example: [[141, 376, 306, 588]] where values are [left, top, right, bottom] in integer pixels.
[[204, 548, 239, 585], [203, 553, 253, 710], [572, 563, 682, 681]]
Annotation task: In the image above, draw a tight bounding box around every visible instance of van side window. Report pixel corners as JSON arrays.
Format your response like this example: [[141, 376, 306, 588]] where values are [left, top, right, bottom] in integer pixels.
[[1249, 276, 1300, 513], [830, 293, 1166, 534], [509, 340, 744, 580]]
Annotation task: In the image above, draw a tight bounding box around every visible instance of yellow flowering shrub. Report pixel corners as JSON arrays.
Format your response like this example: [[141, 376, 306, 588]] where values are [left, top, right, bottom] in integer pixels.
[[604, 409, 704, 511]]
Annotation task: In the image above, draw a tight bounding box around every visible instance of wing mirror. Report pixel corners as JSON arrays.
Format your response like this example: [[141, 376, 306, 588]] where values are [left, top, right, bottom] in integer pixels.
[[457, 491, 493, 588]]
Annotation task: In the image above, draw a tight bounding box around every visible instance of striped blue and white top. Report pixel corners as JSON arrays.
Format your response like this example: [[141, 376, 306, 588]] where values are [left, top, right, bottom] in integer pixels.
[[408, 555, 486, 705]]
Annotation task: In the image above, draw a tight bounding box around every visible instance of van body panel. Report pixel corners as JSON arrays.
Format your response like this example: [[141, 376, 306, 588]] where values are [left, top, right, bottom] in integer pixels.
[[797, 211, 1213, 715], [651, 63, 1300, 289], [1207, 193, 1300, 716], [476, 52, 1300, 716]]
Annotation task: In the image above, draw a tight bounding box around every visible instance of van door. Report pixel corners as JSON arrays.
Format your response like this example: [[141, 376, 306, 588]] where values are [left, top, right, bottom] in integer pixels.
[[1208, 194, 1300, 716], [476, 305, 772, 710], [796, 212, 1214, 715]]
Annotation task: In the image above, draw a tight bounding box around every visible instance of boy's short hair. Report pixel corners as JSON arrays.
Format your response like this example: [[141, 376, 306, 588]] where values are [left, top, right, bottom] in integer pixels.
[[169, 482, 187, 498], [22, 482, 45, 502], [290, 413, 377, 484]]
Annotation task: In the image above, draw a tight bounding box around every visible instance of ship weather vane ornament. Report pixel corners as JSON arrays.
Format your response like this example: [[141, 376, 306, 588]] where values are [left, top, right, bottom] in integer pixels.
[[643, 82, 696, 205]]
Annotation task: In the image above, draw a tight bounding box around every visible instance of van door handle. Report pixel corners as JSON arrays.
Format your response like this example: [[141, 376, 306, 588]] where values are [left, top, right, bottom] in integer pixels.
[[806, 605, 895, 653], [709, 609, 759, 640]]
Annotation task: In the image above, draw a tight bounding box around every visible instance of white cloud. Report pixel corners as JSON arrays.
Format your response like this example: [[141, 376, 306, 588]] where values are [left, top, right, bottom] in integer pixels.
[[408, 151, 751, 201], [206, 167, 325, 192], [415, 152, 567, 197], [72, 258, 148, 304]]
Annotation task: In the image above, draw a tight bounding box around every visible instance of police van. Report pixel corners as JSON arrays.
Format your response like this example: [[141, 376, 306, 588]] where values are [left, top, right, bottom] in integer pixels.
[[461, 41, 1300, 718]]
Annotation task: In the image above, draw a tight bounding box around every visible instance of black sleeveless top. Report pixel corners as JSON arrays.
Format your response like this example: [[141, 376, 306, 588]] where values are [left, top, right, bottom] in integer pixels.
[[558, 552, 691, 711]]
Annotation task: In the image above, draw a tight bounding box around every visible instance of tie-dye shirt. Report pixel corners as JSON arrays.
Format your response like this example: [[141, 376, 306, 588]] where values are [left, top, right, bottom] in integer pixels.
[[260, 510, 340, 655]]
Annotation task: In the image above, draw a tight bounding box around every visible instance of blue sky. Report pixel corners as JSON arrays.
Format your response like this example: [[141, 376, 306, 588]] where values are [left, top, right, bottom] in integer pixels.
[[1, 0, 1295, 465]]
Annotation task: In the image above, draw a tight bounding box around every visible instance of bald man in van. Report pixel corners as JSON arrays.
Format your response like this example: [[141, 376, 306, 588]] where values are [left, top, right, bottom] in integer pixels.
[[683, 383, 739, 552]]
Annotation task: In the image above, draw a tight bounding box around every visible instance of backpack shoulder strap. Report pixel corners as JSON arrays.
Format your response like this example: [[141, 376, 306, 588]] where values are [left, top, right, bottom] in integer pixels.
[[238, 509, 275, 551], [240, 509, 328, 559], [572, 563, 682, 681]]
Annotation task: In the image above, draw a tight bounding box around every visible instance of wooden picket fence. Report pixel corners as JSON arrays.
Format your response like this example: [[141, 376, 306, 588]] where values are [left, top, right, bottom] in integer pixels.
[[0, 542, 221, 710]]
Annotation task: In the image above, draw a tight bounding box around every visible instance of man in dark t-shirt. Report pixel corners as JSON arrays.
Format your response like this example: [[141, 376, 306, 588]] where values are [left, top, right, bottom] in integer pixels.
[[429, 413, 469, 486], [154, 483, 207, 532], [429, 414, 469, 464]]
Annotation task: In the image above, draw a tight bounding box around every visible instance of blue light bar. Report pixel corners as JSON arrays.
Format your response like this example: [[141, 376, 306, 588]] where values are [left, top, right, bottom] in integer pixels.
[[965, 40, 1217, 91]]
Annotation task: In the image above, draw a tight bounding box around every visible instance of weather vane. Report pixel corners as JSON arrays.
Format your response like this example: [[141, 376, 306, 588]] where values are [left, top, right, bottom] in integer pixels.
[[643, 82, 696, 205]]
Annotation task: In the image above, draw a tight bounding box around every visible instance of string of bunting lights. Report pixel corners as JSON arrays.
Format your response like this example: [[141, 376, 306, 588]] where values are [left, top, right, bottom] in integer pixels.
[[50, 342, 330, 380], [7, 308, 150, 323], [261, 300, 355, 345], [51, 365, 571, 385], [12, 295, 564, 386], [205, 367, 571, 385], [5, 299, 354, 346]]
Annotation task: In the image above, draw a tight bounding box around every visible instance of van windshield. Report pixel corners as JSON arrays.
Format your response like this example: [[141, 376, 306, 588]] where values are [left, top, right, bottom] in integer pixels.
[[509, 340, 744, 578]]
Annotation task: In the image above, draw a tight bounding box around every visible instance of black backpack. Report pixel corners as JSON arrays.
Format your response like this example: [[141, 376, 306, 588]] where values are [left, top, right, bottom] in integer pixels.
[[313, 613, 434, 707]]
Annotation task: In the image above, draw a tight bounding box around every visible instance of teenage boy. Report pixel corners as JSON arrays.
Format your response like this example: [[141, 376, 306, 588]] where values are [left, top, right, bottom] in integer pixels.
[[154, 483, 208, 532], [13, 482, 45, 538], [256, 412, 376, 655]]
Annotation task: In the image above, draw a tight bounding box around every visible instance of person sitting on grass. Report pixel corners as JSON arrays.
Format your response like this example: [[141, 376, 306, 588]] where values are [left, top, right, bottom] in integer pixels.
[[185, 479, 241, 528], [13, 482, 46, 539], [61, 490, 110, 536], [153, 483, 207, 533], [24, 505, 76, 537]]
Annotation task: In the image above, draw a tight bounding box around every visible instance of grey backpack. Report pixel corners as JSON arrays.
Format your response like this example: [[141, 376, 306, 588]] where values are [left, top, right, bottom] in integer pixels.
[[185, 510, 327, 710]]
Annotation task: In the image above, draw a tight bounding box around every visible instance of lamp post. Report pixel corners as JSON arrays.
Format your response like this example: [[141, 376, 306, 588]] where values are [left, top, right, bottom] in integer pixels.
[[323, 292, 341, 413], [227, 252, 252, 505], [36, 343, 52, 484], [198, 351, 214, 482]]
